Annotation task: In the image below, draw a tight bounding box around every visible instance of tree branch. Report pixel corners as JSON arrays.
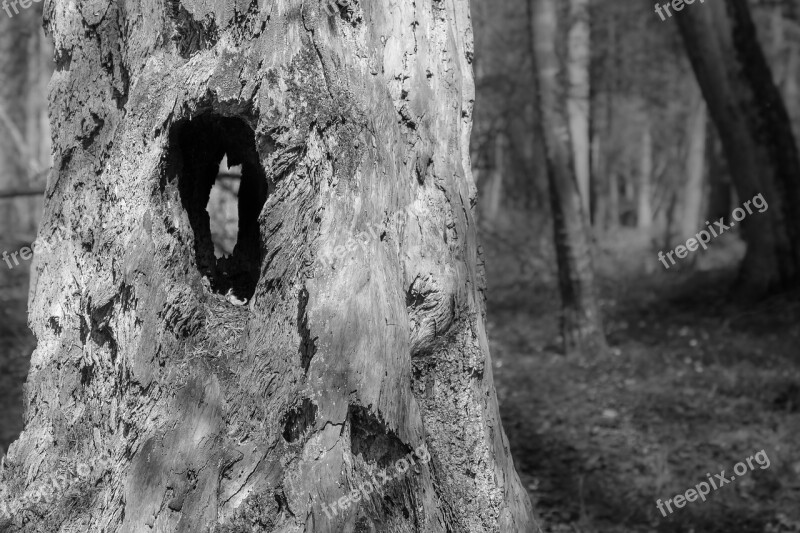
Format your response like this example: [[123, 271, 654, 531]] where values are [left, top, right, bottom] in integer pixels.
[[0, 188, 45, 199]]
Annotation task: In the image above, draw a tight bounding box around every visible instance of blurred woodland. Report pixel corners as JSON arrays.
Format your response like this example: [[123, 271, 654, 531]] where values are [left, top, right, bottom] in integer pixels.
[[2, 0, 800, 531]]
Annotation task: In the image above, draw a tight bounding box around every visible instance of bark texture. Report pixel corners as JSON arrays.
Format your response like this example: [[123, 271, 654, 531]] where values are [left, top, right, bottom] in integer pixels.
[[528, 0, 607, 358], [0, 0, 538, 532], [676, 0, 800, 297]]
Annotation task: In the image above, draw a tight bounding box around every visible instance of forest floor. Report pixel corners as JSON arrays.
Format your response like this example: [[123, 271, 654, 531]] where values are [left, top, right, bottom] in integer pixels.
[[485, 226, 800, 533]]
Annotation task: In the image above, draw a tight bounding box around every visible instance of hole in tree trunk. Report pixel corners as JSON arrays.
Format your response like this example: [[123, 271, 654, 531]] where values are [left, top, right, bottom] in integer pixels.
[[166, 114, 269, 301], [349, 405, 413, 469], [281, 399, 318, 443]]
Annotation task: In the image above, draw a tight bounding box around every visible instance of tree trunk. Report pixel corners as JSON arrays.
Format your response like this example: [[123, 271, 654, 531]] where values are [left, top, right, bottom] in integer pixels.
[[528, 0, 608, 358], [680, 90, 707, 242], [602, 13, 619, 234], [770, 4, 800, 139], [784, 45, 799, 126], [607, 169, 620, 231], [567, 0, 591, 218], [484, 131, 508, 225], [676, 0, 800, 297], [706, 128, 731, 223], [591, 134, 606, 233], [1, 1, 538, 532], [637, 119, 653, 234]]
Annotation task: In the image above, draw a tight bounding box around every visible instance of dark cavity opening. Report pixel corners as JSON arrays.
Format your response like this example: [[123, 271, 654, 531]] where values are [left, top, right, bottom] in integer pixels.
[[349, 405, 412, 469], [281, 399, 318, 443], [167, 114, 268, 301]]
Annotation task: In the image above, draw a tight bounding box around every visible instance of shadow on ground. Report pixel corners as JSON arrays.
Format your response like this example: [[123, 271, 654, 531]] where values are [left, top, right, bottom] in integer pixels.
[[485, 227, 800, 533]]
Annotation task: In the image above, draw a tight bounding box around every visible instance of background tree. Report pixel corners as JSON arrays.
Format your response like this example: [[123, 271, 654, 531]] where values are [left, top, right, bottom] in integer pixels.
[[528, 0, 608, 358], [676, 0, 800, 296], [680, 90, 707, 243], [567, 0, 592, 217]]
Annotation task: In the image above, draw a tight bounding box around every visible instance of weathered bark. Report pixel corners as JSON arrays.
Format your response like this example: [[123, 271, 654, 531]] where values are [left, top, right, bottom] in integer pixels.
[[676, 0, 800, 297], [528, 0, 607, 358], [1, 1, 538, 532], [566, 0, 591, 218]]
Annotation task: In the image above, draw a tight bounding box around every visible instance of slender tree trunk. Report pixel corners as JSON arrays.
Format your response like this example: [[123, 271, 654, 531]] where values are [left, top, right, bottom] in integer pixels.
[[1, 1, 538, 531], [770, 5, 800, 135], [706, 128, 731, 223], [681, 91, 707, 242], [676, 0, 800, 297], [608, 169, 620, 231], [484, 131, 508, 224], [528, 0, 608, 358], [784, 46, 799, 124], [604, 13, 619, 233], [776, 17, 799, 132], [591, 134, 606, 232], [567, 0, 591, 218], [637, 119, 653, 234]]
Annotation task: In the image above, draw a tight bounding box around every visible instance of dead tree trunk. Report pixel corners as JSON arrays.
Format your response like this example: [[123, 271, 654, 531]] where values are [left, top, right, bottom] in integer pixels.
[[528, 0, 608, 358], [0, 1, 538, 532], [676, 0, 800, 297]]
